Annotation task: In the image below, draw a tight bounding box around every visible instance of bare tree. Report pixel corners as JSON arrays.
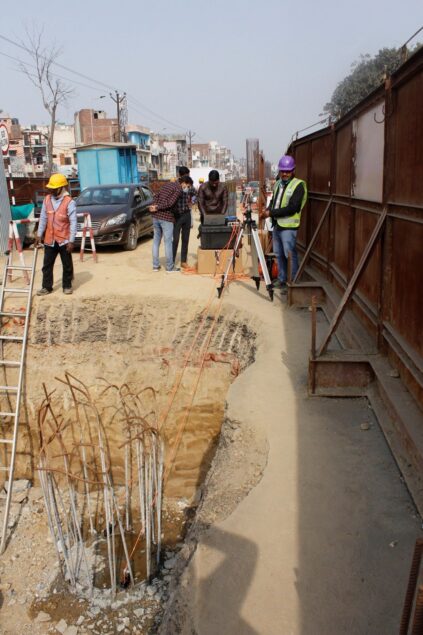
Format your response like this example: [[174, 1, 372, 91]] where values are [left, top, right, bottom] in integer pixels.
[[20, 25, 74, 176]]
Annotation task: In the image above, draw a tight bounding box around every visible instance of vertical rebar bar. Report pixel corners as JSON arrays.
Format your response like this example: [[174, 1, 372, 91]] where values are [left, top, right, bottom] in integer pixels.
[[156, 440, 164, 564]]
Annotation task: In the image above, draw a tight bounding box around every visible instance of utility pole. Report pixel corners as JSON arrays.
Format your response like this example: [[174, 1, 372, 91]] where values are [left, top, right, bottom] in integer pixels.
[[187, 130, 196, 167], [110, 91, 127, 142]]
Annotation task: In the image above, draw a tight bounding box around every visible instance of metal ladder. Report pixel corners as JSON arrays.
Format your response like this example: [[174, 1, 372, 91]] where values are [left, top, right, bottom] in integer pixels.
[[0, 244, 38, 553]]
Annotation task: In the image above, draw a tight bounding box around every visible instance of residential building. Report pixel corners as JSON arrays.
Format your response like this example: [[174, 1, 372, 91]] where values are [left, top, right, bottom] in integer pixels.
[[192, 140, 239, 180], [161, 135, 188, 179], [74, 109, 119, 145], [191, 143, 210, 168], [0, 114, 26, 176], [149, 134, 166, 179], [126, 124, 152, 181]]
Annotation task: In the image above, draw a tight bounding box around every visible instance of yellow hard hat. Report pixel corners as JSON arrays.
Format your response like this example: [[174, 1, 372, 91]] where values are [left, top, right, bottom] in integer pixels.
[[199, 177, 204, 183], [46, 173, 68, 189]]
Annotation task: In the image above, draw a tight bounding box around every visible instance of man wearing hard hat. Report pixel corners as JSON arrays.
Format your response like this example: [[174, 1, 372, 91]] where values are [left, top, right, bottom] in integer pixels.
[[262, 155, 307, 293], [34, 173, 77, 295]]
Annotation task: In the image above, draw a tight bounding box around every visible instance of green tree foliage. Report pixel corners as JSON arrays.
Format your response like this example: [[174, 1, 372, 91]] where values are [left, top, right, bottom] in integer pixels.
[[323, 47, 403, 119]]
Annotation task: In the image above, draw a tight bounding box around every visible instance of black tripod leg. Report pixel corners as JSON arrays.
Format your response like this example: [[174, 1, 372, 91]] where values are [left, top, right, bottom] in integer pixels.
[[217, 274, 225, 298]]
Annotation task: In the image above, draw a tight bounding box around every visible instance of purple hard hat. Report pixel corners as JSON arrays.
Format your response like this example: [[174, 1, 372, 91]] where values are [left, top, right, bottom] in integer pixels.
[[278, 155, 296, 172]]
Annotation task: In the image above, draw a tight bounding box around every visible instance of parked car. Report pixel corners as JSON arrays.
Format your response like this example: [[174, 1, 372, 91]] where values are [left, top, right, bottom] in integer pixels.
[[75, 183, 154, 250]]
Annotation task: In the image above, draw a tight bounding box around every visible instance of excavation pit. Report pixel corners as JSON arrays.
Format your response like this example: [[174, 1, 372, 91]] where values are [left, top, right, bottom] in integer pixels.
[[1, 295, 258, 598]]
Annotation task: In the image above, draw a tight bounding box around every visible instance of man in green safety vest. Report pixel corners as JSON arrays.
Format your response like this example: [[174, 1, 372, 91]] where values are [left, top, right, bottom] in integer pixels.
[[263, 155, 307, 292]]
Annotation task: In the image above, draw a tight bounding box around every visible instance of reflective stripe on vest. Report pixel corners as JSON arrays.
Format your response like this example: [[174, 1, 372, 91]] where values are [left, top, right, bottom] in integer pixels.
[[275, 178, 308, 229], [44, 195, 71, 244]]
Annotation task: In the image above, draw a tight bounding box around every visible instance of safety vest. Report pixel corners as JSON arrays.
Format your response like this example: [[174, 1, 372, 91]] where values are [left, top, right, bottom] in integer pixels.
[[44, 195, 72, 244], [272, 177, 308, 229]]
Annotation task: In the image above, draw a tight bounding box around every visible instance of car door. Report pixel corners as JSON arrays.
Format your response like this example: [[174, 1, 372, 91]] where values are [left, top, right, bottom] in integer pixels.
[[131, 187, 144, 234], [139, 186, 154, 235]]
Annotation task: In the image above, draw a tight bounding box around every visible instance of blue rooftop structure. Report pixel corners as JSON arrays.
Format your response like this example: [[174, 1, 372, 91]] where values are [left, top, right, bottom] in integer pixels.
[[76, 143, 139, 190]]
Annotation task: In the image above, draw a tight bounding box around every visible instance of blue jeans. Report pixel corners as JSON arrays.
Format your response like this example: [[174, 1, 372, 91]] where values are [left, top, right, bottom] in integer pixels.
[[152, 218, 174, 271], [272, 227, 298, 283]]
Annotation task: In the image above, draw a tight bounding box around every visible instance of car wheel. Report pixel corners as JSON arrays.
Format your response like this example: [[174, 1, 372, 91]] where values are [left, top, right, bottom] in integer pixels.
[[124, 223, 138, 251]]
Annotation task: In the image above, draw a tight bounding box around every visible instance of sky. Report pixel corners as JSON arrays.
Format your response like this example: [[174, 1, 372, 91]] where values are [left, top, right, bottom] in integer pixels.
[[1, 0, 422, 163]]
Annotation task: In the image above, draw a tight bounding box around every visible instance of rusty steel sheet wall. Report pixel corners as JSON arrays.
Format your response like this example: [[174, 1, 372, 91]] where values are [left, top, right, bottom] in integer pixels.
[[290, 47, 423, 408]]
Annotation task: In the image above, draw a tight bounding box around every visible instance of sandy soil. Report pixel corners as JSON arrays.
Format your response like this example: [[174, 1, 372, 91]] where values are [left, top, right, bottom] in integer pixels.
[[0, 220, 422, 635]]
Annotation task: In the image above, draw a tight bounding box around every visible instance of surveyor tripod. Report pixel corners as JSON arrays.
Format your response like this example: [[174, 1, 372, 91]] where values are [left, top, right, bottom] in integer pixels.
[[217, 203, 274, 301]]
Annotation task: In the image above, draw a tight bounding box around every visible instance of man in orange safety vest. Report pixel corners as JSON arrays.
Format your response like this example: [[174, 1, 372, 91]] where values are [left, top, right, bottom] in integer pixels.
[[34, 173, 77, 296]]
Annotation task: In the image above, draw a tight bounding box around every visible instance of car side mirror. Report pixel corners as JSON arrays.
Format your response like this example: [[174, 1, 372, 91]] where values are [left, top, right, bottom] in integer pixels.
[[133, 195, 141, 206]]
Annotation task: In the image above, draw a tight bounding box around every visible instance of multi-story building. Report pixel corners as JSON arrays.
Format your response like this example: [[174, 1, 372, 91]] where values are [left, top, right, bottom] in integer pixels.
[[192, 140, 239, 179], [191, 143, 210, 168], [149, 134, 166, 179], [161, 135, 188, 179], [126, 124, 152, 181], [1, 113, 78, 177], [35, 123, 77, 175], [74, 109, 119, 145], [0, 114, 26, 176]]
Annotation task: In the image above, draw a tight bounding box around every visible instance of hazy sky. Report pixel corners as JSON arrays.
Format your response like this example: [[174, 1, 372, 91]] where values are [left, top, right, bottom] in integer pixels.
[[1, 0, 422, 162]]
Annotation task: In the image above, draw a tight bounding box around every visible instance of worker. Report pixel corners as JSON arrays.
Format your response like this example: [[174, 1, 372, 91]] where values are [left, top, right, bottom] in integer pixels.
[[34, 173, 77, 296], [262, 155, 307, 292], [149, 175, 193, 273], [194, 177, 204, 205], [173, 175, 194, 269], [198, 170, 228, 224]]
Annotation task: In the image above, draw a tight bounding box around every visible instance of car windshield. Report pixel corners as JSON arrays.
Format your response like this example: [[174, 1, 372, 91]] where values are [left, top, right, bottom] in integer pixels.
[[77, 187, 130, 206]]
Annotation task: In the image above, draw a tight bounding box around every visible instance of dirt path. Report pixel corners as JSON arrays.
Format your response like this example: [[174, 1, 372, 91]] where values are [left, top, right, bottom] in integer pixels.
[[0, 227, 421, 634]]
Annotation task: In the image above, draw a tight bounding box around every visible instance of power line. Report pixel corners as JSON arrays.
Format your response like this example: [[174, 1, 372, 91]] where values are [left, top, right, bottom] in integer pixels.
[[0, 49, 108, 95], [0, 31, 194, 135], [0, 32, 118, 93], [1, 32, 216, 150], [126, 94, 188, 132]]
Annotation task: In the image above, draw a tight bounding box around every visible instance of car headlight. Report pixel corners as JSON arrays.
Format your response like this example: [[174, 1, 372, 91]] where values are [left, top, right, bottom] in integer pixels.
[[105, 213, 127, 227]]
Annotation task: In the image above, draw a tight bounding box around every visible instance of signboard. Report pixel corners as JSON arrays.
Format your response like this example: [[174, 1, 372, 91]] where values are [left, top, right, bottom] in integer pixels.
[[0, 124, 9, 155]]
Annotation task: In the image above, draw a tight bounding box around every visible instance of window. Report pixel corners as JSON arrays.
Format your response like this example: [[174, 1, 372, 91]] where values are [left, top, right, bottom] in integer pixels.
[[77, 186, 130, 206], [141, 187, 152, 202]]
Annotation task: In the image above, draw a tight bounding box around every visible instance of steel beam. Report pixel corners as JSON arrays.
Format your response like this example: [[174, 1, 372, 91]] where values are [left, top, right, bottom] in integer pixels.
[[317, 207, 388, 356], [293, 197, 333, 283]]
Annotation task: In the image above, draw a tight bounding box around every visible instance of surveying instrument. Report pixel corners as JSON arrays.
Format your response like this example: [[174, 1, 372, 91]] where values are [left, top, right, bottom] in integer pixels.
[[217, 192, 274, 301]]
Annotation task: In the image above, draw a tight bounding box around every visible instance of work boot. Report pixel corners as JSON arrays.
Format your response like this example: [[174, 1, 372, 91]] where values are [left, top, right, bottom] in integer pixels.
[[37, 288, 52, 296], [63, 288, 73, 295], [181, 262, 189, 269]]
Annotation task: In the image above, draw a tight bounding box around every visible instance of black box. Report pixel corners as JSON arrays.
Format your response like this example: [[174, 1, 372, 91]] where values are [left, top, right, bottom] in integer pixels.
[[200, 225, 237, 249]]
